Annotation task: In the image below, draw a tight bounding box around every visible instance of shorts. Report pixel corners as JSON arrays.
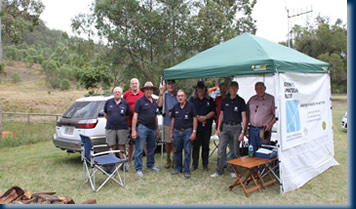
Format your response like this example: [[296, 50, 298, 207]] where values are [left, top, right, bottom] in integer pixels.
[[163, 125, 173, 143], [105, 129, 129, 146]]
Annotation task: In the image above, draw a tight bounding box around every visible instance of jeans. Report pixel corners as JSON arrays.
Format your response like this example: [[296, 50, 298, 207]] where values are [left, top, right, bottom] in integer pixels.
[[173, 128, 193, 174], [216, 124, 241, 175], [134, 124, 157, 172], [192, 128, 211, 169], [249, 126, 263, 153]]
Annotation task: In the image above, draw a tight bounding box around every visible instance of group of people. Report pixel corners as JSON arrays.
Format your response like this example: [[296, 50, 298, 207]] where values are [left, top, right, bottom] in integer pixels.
[[104, 78, 276, 179]]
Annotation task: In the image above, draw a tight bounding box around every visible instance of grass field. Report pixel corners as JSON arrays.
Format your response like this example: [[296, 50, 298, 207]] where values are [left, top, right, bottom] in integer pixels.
[[0, 97, 347, 205]]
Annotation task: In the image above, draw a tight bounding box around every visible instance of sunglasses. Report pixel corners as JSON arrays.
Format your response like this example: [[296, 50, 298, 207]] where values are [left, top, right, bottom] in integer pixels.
[[255, 105, 259, 112]]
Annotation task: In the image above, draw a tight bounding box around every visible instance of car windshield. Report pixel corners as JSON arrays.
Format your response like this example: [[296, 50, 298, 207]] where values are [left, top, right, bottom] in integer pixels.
[[62, 101, 105, 119]]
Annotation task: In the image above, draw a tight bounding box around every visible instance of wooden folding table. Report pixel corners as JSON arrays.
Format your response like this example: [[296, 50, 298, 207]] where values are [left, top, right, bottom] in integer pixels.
[[227, 156, 277, 197]]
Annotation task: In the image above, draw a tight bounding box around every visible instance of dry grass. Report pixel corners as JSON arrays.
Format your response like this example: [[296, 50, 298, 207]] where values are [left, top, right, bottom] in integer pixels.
[[0, 61, 87, 114]]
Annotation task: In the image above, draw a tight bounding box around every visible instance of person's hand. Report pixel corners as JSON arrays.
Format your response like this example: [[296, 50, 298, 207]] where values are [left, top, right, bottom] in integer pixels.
[[159, 85, 166, 95], [131, 130, 137, 140], [245, 129, 249, 139], [217, 129, 221, 137], [265, 124, 272, 131], [169, 132, 173, 140], [190, 132, 196, 141], [238, 132, 244, 141]]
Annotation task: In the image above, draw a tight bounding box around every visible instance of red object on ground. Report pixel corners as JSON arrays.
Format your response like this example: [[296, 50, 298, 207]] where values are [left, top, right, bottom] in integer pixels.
[[2, 131, 15, 137]]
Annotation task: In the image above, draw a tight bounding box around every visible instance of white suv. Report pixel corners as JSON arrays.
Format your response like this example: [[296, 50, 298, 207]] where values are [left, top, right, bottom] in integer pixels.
[[53, 94, 163, 153]]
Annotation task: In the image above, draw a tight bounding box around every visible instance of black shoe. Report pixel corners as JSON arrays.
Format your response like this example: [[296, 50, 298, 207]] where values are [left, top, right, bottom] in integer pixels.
[[184, 173, 191, 179], [203, 166, 209, 171], [191, 166, 198, 171]]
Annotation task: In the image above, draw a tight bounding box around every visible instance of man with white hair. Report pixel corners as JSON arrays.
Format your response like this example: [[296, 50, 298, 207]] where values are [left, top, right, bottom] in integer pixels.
[[123, 78, 144, 169], [104, 86, 131, 160]]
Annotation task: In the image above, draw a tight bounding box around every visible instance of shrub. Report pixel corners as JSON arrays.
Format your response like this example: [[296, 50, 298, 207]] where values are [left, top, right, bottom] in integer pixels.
[[60, 79, 70, 90], [11, 73, 21, 83]]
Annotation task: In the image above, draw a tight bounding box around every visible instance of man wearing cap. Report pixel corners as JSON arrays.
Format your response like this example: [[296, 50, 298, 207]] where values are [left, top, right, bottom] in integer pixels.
[[211, 81, 247, 178], [190, 81, 216, 171], [170, 89, 197, 179], [123, 78, 144, 170], [104, 86, 130, 160], [131, 81, 160, 177], [246, 82, 276, 153], [157, 80, 178, 169]]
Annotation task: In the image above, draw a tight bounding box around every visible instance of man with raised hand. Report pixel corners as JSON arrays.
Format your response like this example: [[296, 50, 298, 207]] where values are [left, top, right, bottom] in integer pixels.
[[157, 80, 178, 169]]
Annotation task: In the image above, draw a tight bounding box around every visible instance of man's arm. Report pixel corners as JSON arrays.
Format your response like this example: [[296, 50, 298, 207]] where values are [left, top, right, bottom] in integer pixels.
[[170, 118, 175, 139], [190, 117, 197, 140], [239, 111, 247, 141], [131, 113, 138, 139], [216, 111, 224, 137], [155, 116, 160, 139], [157, 86, 165, 108]]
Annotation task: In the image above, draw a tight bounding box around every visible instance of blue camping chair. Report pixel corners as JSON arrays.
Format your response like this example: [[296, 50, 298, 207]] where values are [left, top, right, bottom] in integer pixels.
[[80, 134, 127, 192]]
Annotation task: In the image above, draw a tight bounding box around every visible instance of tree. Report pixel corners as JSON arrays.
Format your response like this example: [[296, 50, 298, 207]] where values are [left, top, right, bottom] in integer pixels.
[[291, 16, 347, 93], [72, 0, 257, 89]]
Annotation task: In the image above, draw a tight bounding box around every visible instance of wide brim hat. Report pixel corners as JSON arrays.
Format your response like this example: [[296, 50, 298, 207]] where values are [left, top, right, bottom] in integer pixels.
[[259, 128, 271, 144], [140, 81, 158, 91], [194, 81, 206, 89]]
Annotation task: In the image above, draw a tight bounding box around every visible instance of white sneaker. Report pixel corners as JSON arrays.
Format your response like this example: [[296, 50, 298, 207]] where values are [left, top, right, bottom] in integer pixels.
[[230, 172, 237, 178], [210, 172, 224, 177], [136, 171, 144, 177]]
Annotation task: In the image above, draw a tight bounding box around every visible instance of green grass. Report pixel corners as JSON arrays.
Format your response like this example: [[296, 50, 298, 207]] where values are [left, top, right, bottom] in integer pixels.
[[0, 98, 347, 204], [0, 122, 55, 148]]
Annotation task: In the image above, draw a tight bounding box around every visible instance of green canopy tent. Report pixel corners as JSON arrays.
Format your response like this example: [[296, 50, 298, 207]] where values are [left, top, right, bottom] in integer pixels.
[[162, 33, 338, 194], [163, 33, 329, 80]]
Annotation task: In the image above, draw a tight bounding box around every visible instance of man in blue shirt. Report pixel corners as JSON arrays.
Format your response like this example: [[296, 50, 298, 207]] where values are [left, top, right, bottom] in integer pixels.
[[189, 81, 216, 171], [170, 90, 197, 179], [131, 81, 160, 177], [104, 86, 130, 160], [211, 81, 247, 178], [157, 80, 178, 169]]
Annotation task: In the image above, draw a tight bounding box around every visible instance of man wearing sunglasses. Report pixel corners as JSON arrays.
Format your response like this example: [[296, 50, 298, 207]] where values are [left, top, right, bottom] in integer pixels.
[[246, 82, 276, 153]]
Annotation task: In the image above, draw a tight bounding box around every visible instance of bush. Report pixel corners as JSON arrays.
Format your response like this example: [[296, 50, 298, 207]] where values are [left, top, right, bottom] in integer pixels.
[[11, 73, 21, 83], [60, 79, 70, 90]]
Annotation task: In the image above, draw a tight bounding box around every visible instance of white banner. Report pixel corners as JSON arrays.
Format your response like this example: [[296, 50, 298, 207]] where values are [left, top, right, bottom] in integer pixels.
[[279, 73, 331, 150]]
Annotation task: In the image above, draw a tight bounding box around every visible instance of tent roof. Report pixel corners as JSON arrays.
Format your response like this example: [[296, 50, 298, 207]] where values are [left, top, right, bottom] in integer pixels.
[[163, 33, 329, 80]]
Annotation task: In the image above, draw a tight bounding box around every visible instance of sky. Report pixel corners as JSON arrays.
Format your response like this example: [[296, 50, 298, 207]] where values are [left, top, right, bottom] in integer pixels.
[[40, 0, 347, 44]]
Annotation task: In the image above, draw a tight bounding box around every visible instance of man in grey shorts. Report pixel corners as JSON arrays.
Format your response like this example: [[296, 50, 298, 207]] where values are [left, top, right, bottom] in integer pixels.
[[104, 86, 131, 160]]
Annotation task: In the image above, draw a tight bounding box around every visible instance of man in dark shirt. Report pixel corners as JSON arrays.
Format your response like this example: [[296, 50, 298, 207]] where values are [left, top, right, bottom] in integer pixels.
[[211, 81, 247, 178], [104, 86, 130, 160], [131, 81, 160, 177], [189, 81, 216, 171], [170, 90, 197, 179]]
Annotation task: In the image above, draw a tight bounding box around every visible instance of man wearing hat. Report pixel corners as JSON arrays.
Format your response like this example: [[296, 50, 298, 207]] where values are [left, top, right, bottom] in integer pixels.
[[246, 82, 276, 153], [157, 80, 178, 169], [211, 81, 247, 178], [131, 81, 160, 177], [190, 81, 216, 171]]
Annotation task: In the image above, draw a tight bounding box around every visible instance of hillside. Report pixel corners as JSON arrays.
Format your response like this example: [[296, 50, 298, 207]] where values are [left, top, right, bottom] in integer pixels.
[[0, 61, 87, 114]]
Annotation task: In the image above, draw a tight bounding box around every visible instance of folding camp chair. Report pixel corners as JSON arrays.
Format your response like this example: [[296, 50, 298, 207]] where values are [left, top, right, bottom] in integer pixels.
[[80, 134, 127, 192]]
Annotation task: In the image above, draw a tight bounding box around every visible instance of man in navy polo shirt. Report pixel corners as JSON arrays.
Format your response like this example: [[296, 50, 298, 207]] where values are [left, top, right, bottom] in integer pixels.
[[131, 81, 160, 177], [189, 81, 216, 171], [169, 90, 197, 179], [104, 86, 130, 160], [211, 81, 247, 178]]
